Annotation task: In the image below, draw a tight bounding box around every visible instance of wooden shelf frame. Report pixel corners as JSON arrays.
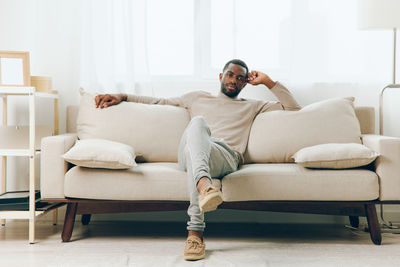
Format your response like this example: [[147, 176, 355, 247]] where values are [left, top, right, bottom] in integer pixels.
[[0, 86, 60, 243]]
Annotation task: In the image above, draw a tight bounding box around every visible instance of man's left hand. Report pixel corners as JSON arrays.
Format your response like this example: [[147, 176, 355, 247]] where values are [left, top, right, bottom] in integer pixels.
[[247, 70, 276, 89]]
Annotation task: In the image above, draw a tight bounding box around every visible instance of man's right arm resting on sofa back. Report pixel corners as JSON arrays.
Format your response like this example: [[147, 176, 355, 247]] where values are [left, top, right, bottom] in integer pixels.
[[95, 93, 183, 108]]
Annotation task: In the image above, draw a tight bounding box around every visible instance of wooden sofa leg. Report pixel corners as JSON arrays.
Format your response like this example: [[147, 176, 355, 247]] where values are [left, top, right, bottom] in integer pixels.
[[365, 204, 382, 245], [349, 216, 359, 228], [62, 203, 78, 242], [81, 214, 91, 225]]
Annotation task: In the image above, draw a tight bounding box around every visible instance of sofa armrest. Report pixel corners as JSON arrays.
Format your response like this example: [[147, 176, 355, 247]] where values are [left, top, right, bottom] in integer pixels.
[[40, 133, 78, 199], [362, 134, 400, 200]]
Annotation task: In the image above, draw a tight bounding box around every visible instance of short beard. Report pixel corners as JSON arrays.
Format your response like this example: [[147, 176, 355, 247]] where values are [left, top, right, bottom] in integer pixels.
[[221, 85, 240, 98]]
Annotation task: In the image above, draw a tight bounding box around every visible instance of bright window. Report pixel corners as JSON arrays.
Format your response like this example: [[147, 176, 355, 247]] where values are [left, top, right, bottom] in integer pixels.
[[81, 0, 392, 91], [211, 0, 291, 72], [146, 0, 194, 76]]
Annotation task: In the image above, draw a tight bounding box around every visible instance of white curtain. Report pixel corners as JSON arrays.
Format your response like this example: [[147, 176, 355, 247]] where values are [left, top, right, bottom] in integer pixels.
[[80, 0, 150, 94], [80, 0, 394, 94]]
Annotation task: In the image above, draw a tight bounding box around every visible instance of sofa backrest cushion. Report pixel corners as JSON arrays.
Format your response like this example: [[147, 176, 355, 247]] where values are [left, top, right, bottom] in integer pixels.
[[72, 92, 373, 163], [244, 97, 362, 163], [68, 105, 374, 136], [77, 90, 190, 162], [354, 106, 375, 134]]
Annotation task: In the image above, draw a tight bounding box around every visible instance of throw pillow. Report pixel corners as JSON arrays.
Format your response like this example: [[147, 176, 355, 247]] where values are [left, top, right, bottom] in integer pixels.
[[63, 138, 137, 169], [245, 97, 362, 163], [292, 143, 379, 169]]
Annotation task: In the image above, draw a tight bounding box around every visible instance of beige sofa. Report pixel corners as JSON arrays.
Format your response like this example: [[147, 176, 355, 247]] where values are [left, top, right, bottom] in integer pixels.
[[40, 92, 400, 245]]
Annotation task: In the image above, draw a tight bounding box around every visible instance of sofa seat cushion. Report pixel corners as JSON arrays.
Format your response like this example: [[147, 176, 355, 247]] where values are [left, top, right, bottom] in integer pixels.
[[64, 163, 221, 201], [221, 164, 379, 201]]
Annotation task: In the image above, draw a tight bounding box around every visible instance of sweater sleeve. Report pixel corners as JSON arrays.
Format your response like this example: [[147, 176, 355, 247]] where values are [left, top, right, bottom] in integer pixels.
[[258, 82, 301, 113], [126, 94, 184, 107]]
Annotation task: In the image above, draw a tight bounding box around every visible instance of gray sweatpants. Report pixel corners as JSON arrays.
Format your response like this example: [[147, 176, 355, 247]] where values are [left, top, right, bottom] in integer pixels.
[[178, 116, 240, 232]]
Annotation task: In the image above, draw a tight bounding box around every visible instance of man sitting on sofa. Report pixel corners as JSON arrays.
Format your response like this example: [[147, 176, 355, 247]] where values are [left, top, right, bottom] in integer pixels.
[[95, 59, 301, 260]]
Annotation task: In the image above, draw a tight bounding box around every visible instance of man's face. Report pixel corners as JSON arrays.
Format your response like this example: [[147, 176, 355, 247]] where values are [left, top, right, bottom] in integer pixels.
[[219, 63, 248, 98]]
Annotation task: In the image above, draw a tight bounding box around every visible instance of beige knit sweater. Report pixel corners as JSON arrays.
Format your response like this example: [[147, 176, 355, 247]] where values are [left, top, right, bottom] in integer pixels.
[[127, 82, 300, 164]]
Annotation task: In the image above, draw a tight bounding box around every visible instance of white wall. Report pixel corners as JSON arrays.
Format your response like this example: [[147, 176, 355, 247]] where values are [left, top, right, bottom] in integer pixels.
[[0, 0, 81, 132], [0, 0, 81, 191], [0, 0, 399, 224]]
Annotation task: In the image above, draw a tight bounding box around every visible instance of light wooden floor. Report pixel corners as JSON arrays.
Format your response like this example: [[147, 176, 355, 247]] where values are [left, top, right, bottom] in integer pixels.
[[1, 219, 400, 266]]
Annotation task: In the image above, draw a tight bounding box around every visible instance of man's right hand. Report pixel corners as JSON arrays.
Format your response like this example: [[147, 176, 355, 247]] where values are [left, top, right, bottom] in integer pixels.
[[95, 94, 127, 108], [247, 71, 276, 89]]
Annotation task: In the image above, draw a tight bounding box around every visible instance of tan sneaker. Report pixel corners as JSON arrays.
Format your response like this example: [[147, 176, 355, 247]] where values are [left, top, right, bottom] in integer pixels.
[[184, 236, 205, 261], [199, 185, 223, 212]]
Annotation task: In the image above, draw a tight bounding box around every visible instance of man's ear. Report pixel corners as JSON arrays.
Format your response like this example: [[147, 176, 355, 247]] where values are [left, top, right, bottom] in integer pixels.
[[219, 73, 222, 81]]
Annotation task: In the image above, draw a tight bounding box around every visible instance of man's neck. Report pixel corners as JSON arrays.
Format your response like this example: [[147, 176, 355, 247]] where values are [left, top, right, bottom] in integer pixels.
[[218, 91, 239, 100]]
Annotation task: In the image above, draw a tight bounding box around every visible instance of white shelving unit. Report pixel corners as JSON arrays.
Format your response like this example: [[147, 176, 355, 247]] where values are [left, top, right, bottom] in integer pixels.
[[0, 86, 60, 243]]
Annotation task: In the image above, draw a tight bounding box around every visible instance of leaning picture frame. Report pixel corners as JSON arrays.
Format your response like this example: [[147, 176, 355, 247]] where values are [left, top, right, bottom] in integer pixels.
[[0, 51, 31, 87]]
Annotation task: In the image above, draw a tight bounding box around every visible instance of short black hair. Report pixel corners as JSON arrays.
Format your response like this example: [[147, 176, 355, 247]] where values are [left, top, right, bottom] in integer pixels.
[[222, 59, 249, 75]]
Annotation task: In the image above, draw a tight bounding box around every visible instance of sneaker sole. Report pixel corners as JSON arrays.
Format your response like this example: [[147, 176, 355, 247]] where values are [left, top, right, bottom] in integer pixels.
[[199, 191, 223, 212], [184, 252, 206, 261]]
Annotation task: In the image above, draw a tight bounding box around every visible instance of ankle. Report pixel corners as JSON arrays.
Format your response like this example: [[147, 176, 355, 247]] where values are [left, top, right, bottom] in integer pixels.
[[188, 230, 203, 241]]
